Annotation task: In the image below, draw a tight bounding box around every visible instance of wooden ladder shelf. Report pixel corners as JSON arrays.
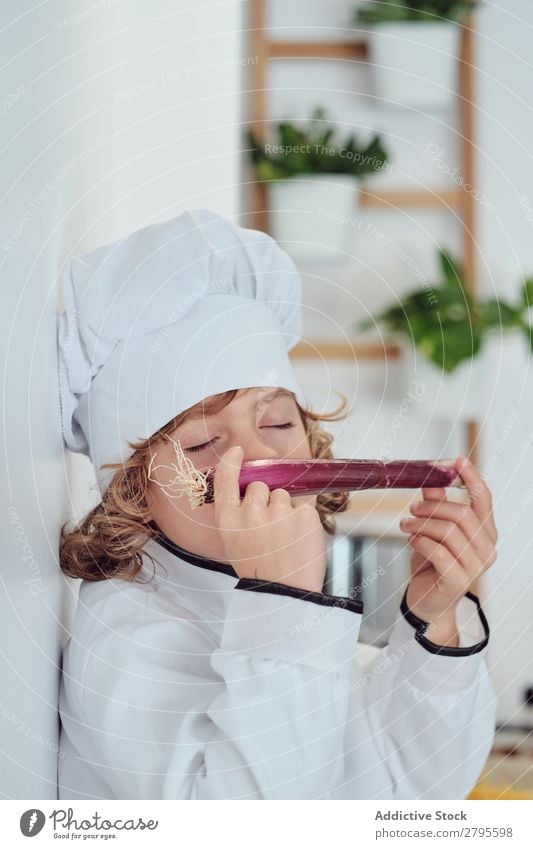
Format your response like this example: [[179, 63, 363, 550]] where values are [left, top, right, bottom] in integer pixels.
[[246, 0, 480, 466]]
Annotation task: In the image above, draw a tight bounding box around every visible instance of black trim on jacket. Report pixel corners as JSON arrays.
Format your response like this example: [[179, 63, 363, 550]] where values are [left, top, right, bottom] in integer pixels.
[[400, 588, 490, 656], [235, 577, 364, 615], [148, 521, 363, 614], [148, 521, 239, 577]]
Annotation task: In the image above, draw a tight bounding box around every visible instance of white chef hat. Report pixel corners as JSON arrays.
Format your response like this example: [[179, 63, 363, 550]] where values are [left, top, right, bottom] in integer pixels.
[[57, 208, 306, 495]]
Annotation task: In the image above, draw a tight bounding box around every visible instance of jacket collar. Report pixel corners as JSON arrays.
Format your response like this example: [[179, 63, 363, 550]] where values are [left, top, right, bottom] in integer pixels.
[[142, 523, 239, 620], [148, 522, 238, 577]]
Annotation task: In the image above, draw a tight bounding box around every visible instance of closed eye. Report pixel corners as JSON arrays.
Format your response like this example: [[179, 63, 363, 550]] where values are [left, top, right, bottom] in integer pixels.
[[184, 423, 296, 453]]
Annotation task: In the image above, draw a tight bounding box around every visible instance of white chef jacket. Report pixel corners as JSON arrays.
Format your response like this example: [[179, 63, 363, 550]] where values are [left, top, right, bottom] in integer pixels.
[[58, 526, 497, 800]]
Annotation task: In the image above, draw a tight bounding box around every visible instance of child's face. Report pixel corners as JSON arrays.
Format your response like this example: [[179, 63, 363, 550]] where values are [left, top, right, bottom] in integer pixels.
[[146, 387, 315, 563]]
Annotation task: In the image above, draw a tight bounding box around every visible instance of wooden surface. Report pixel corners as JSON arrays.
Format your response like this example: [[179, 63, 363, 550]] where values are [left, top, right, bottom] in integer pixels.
[[359, 187, 462, 209], [289, 339, 401, 360], [267, 39, 369, 60]]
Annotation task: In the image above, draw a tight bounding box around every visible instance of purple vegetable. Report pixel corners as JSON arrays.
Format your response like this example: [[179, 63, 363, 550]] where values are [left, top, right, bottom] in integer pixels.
[[202, 458, 465, 504]]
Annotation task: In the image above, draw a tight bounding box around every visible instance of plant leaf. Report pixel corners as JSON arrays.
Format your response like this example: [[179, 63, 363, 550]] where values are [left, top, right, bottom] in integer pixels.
[[479, 298, 523, 331], [522, 323, 533, 352], [438, 248, 463, 289], [247, 109, 390, 180], [521, 278, 533, 309], [354, 0, 478, 24]]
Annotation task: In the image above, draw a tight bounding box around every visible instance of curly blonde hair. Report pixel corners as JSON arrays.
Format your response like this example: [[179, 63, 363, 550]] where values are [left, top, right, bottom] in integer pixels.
[[59, 389, 351, 583]]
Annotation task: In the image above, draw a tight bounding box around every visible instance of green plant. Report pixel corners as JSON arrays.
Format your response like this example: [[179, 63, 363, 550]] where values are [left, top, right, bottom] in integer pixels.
[[354, 0, 479, 24], [358, 248, 533, 372], [247, 107, 389, 181]]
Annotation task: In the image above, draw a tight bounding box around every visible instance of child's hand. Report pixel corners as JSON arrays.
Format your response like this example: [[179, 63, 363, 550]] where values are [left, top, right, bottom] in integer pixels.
[[399, 456, 498, 642], [212, 446, 327, 593]]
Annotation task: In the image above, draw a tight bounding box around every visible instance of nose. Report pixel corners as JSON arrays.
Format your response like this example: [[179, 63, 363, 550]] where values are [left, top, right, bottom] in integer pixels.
[[233, 429, 278, 463]]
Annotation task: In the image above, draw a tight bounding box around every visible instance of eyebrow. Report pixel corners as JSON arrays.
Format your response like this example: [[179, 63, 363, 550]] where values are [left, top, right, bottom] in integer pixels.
[[183, 388, 294, 423]]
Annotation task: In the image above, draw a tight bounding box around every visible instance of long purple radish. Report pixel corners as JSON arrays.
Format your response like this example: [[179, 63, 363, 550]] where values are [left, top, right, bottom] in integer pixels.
[[202, 458, 465, 504]]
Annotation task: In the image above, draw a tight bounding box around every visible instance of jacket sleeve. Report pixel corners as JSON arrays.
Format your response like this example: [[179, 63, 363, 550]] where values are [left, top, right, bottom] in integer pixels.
[[76, 580, 364, 800], [340, 590, 497, 800]]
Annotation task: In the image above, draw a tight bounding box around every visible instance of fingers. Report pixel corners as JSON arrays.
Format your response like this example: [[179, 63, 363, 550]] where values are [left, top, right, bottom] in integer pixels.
[[242, 480, 271, 506], [240, 484, 292, 506], [408, 498, 494, 561], [409, 549, 434, 578], [456, 455, 498, 542], [408, 535, 472, 594], [213, 446, 243, 512], [403, 517, 484, 579], [420, 455, 469, 504], [421, 486, 447, 502], [269, 487, 293, 507]]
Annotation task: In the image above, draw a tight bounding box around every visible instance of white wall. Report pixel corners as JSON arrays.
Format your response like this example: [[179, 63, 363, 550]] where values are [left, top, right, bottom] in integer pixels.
[[1, 0, 244, 799], [250, 0, 533, 724], [475, 0, 533, 727]]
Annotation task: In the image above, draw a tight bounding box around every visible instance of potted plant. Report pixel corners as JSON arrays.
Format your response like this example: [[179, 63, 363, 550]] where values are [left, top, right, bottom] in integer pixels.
[[352, 0, 479, 110], [247, 107, 389, 262], [357, 247, 533, 417]]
